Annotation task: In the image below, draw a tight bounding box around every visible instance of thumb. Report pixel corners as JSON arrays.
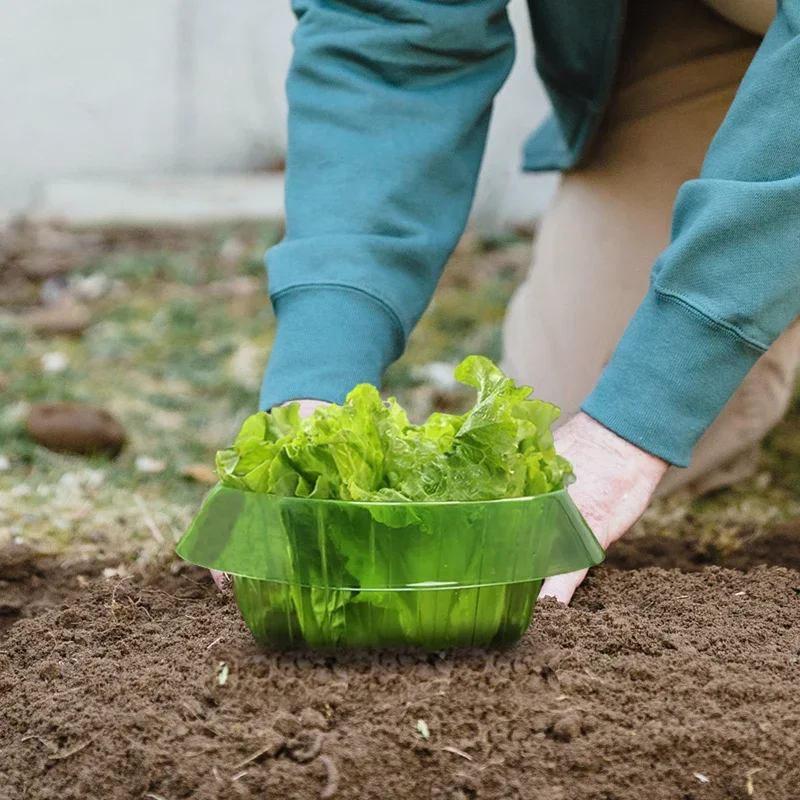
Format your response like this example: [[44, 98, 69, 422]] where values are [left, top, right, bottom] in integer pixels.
[[211, 569, 231, 592], [538, 568, 588, 605]]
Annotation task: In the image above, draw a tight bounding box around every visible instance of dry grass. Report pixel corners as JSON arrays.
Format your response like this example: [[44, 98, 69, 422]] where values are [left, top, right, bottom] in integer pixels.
[[0, 222, 797, 570]]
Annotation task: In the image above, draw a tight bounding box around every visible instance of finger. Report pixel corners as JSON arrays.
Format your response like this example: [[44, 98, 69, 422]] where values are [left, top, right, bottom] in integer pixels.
[[538, 568, 588, 605], [211, 569, 231, 592]]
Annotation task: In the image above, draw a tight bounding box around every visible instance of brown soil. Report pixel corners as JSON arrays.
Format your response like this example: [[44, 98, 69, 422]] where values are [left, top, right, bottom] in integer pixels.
[[2, 525, 800, 800], [0, 544, 111, 640], [605, 522, 800, 573]]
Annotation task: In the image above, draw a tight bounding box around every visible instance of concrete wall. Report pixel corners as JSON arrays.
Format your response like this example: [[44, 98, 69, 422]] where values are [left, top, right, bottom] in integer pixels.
[[0, 0, 556, 230]]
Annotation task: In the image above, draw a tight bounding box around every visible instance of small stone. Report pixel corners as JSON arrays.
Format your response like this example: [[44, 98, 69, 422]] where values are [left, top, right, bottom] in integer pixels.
[[71, 273, 111, 301], [135, 456, 166, 474], [552, 712, 583, 743], [25, 299, 91, 336], [40, 352, 69, 373], [181, 463, 218, 484], [25, 402, 127, 458]]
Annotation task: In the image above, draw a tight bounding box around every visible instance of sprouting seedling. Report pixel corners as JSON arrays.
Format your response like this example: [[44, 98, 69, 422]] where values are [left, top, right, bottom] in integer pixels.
[[416, 719, 430, 739]]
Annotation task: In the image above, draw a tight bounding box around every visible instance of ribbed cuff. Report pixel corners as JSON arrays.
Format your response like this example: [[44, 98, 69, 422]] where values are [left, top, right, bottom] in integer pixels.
[[582, 288, 765, 467], [260, 286, 404, 410]]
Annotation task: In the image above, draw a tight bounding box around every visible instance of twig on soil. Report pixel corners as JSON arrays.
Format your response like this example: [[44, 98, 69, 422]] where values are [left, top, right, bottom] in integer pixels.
[[143, 794, 168, 800], [108, 575, 134, 620], [746, 768, 763, 796], [475, 758, 505, 773], [47, 736, 96, 761], [21, 734, 56, 753], [183, 744, 222, 759], [206, 636, 224, 650], [181, 701, 203, 721], [231, 771, 248, 782], [318, 755, 340, 799], [134, 493, 164, 544], [176, 571, 209, 587], [233, 743, 286, 771], [441, 746, 473, 761], [640, 596, 660, 612], [126, 594, 151, 620], [140, 587, 206, 603], [35, 686, 82, 704]]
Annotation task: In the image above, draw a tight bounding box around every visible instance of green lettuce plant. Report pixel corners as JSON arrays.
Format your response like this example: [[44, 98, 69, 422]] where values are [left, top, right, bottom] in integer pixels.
[[215, 355, 573, 501], [209, 355, 581, 648]]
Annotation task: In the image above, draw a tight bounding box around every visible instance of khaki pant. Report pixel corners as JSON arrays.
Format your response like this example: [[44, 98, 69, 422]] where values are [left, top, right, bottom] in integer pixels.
[[503, 0, 800, 496]]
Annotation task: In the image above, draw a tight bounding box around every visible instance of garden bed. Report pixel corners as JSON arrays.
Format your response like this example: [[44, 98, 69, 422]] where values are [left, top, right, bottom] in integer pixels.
[[1, 223, 799, 799], [2, 536, 799, 800]]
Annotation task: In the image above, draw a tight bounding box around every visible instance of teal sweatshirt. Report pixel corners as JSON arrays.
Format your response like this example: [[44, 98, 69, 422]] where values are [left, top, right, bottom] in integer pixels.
[[261, 0, 800, 467]]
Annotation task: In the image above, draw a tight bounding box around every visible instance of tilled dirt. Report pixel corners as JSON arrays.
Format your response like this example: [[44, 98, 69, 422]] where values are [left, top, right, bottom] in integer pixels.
[[604, 521, 800, 573], [1, 531, 799, 800], [0, 544, 110, 640]]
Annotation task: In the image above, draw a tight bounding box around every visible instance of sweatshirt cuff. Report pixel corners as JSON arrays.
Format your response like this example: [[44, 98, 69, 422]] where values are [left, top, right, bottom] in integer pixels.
[[260, 286, 404, 410], [581, 288, 765, 467]]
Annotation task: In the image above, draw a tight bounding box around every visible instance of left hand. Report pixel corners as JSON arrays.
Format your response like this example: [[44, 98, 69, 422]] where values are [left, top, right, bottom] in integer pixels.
[[539, 412, 668, 604]]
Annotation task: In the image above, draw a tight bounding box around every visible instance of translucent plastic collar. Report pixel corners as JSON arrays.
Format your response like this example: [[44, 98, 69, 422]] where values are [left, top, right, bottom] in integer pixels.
[[176, 486, 605, 591]]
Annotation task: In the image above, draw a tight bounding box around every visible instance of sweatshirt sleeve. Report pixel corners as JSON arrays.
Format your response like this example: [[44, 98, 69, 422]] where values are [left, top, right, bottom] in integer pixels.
[[260, 0, 515, 410], [582, 4, 800, 467]]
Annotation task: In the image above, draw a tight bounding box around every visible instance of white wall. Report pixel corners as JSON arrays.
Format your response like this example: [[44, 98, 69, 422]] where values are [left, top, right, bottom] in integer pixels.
[[0, 0, 555, 230], [474, 0, 559, 231]]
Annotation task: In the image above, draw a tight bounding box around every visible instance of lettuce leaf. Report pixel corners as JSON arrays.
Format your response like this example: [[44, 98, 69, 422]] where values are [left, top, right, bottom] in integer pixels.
[[217, 355, 573, 501]]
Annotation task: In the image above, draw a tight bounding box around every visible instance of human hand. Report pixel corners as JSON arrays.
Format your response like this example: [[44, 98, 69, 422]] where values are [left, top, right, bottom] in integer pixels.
[[211, 399, 331, 591], [538, 412, 668, 604]]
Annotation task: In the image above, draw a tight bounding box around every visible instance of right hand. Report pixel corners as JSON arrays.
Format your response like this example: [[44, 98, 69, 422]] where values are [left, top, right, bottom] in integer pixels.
[[211, 398, 331, 592], [538, 412, 667, 603]]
